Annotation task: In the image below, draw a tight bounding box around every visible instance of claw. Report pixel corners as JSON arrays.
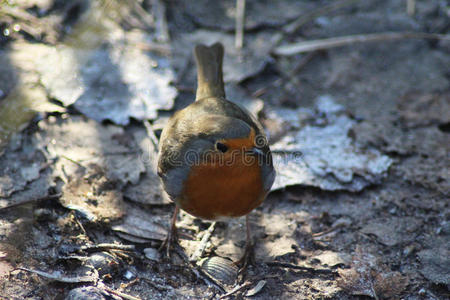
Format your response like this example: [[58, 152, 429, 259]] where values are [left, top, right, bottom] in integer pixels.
[[234, 215, 256, 274], [159, 205, 180, 258]]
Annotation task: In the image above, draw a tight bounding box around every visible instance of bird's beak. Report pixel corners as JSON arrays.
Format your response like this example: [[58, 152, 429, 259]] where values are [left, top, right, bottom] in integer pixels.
[[245, 147, 267, 163], [250, 147, 264, 157], [244, 147, 273, 166]]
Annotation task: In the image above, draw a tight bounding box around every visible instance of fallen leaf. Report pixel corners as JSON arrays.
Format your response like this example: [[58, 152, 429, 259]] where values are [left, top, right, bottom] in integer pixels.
[[37, 116, 145, 187], [312, 251, 350, 267], [418, 241, 450, 285], [270, 95, 393, 192], [245, 280, 266, 297], [123, 126, 169, 205], [337, 247, 408, 298], [112, 205, 167, 242], [60, 166, 124, 222], [361, 217, 422, 246], [397, 91, 450, 128], [0, 132, 49, 199]]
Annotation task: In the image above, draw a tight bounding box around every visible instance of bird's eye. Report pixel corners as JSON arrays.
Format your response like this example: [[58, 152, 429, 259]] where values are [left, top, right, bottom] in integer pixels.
[[215, 142, 228, 153]]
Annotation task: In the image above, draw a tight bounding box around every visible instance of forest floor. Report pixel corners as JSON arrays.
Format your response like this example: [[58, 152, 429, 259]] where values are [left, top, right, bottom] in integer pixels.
[[0, 0, 449, 299]]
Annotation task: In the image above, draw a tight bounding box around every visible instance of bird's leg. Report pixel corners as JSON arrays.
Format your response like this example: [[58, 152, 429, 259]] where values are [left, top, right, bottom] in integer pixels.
[[235, 215, 256, 272], [159, 204, 180, 257]]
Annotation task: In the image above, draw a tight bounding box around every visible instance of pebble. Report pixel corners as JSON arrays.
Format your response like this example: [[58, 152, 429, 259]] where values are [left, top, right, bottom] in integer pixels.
[[66, 286, 106, 300]]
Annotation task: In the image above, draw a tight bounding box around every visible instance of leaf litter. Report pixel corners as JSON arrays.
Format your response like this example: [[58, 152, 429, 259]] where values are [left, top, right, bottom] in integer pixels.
[[1, 0, 449, 299], [270, 95, 393, 192]]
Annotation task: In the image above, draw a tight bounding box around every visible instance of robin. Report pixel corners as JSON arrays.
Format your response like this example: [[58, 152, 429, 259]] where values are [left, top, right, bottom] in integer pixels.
[[157, 43, 275, 265]]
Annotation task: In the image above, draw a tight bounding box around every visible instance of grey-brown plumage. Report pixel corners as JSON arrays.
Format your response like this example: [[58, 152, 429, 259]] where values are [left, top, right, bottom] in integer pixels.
[[157, 42, 275, 264], [194, 43, 225, 100], [157, 43, 275, 208]]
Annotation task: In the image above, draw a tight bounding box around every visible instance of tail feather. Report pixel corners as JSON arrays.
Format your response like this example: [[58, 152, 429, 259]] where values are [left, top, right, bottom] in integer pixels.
[[194, 43, 225, 100]]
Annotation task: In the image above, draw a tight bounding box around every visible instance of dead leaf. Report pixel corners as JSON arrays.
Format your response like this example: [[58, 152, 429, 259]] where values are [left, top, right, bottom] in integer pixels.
[[123, 126, 169, 205], [418, 241, 450, 285], [112, 205, 167, 242], [397, 91, 450, 128], [245, 280, 266, 297], [270, 95, 393, 192], [337, 248, 408, 298], [60, 166, 124, 222], [259, 237, 297, 259], [37, 116, 145, 187], [312, 251, 350, 267], [361, 217, 422, 246], [0, 132, 49, 199]]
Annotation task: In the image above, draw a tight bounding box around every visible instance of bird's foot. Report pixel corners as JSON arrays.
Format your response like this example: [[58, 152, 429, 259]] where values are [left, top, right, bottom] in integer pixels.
[[234, 241, 256, 274], [159, 227, 180, 259]]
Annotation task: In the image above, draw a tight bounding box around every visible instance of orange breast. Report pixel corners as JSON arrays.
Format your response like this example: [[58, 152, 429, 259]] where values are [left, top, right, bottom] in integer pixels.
[[180, 153, 265, 220]]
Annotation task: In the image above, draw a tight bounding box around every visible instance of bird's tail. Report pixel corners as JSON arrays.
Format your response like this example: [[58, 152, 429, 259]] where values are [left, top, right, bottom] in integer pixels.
[[194, 43, 226, 101]]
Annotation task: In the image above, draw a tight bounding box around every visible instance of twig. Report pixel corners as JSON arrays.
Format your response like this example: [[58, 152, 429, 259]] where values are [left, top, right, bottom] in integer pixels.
[[370, 280, 380, 300], [99, 283, 141, 300], [143, 120, 160, 150], [235, 0, 246, 50], [192, 266, 226, 293], [60, 154, 86, 169], [273, 32, 450, 56], [218, 282, 253, 299], [74, 215, 88, 236], [134, 41, 171, 56], [0, 6, 57, 43], [0, 194, 61, 211], [18, 267, 97, 283], [130, 0, 155, 29], [312, 222, 347, 237], [190, 222, 216, 262], [80, 243, 136, 252], [283, 0, 360, 34], [266, 261, 338, 275], [152, 0, 170, 43]]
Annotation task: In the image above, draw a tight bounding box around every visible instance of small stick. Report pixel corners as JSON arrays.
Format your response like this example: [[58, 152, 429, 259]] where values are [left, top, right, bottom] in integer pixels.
[[266, 261, 338, 275], [144, 120, 160, 150], [100, 284, 142, 300], [18, 267, 97, 283], [218, 282, 253, 299], [283, 0, 360, 34], [0, 194, 61, 211], [273, 32, 450, 56], [60, 154, 86, 169], [152, 0, 170, 43], [80, 243, 136, 252], [130, 0, 155, 29], [190, 222, 216, 262], [407, 0, 416, 16], [235, 0, 246, 50], [312, 222, 348, 237], [134, 41, 171, 56]]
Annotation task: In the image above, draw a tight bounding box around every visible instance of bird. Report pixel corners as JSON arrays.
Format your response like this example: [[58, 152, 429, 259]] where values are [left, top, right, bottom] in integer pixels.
[[157, 42, 275, 266]]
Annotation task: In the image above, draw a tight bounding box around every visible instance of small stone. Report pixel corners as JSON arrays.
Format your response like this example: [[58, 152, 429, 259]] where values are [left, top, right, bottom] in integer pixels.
[[86, 252, 119, 276], [124, 270, 136, 280], [144, 248, 161, 261], [66, 286, 106, 300], [403, 245, 415, 256]]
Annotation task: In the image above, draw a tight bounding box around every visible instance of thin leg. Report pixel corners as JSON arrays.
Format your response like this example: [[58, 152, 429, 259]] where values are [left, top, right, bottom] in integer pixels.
[[159, 204, 180, 257], [235, 215, 255, 271]]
